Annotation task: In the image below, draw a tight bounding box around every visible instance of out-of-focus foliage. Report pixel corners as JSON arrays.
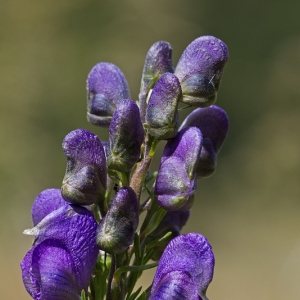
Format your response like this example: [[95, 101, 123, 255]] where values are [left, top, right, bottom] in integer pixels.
[[1, 1, 300, 299]]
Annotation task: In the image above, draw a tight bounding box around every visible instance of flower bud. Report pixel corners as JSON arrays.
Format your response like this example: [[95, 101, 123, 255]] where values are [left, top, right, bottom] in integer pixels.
[[180, 105, 229, 177], [149, 233, 215, 300], [107, 99, 144, 173], [175, 36, 228, 107], [96, 187, 139, 254], [146, 73, 181, 140], [61, 129, 107, 205], [87, 62, 130, 127], [155, 127, 202, 210], [139, 41, 174, 121]]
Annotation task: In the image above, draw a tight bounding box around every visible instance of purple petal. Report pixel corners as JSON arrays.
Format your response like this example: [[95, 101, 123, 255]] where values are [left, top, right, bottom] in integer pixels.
[[62, 129, 107, 205], [151, 233, 214, 299], [21, 239, 80, 300], [87, 62, 130, 126], [155, 156, 196, 211], [146, 73, 181, 140], [180, 105, 229, 152], [108, 99, 144, 172], [32, 188, 66, 226], [149, 270, 199, 300], [23, 205, 99, 290], [160, 127, 203, 178], [175, 36, 228, 106]]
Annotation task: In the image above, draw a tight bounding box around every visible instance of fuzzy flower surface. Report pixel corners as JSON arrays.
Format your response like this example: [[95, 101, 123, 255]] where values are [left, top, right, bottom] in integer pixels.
[[21, 189, 99, 300]]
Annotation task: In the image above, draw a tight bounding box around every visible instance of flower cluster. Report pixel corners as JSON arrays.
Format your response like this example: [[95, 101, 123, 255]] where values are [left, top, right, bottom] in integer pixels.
[[21, 35, 229, 300]]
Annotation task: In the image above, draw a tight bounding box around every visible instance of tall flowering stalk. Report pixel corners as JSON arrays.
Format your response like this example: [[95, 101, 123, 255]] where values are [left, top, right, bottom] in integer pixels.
[[21, 35, 229, 300]]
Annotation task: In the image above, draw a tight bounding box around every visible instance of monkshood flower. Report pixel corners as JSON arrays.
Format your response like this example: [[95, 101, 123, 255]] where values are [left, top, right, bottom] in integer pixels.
[[145, 72, 181, 140], [87, 62, 130, 127], [139, 41, 174, 122], [180, 105, 229, 177], [149, 233, 214, 300], [21, 189, 99, 300], [175, 35, 228, 107], [61, 129, 107, 205], [155, 127, 202, 210], [97, 187, 139, 254], [146, 210, 189, 261], [107, 99, 144, 173]]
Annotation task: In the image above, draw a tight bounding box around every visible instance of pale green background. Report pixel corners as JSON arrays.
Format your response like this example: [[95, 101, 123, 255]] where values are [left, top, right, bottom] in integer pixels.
[[1, 0, 300, 299]]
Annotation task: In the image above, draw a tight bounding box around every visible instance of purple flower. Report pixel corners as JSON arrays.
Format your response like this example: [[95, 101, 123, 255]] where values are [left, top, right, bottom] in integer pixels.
[[21, 189, 99, 300], [146, 73, 181, 140], [175, 36, 228, 107], [139, 41, 174, 122], [107, 99, 144, 173], [61, 129, 107, 205], [146, 210, 189, 260], [149, 233, 214, 300], [180, 105, 229, 177], [87, 62, 130, 127], [97, 187, 139, 254], [155, 127, 203, 210]]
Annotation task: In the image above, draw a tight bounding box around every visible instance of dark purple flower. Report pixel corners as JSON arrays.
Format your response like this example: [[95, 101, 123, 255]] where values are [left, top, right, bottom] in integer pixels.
[[21, 198, 99, 300], [155, 127, 203, 210], [139, 41, 174, 122], [146, 73, 181, 140], [175, 36, 228, 107], [61, 129, 107, 205], [96, 187, 139, 254], [180, 105, 229, 177], [146, 210, 189, 260], [87, 62, 130, 127], [107, 99, 144, 173], [149, 233, 215, 300]]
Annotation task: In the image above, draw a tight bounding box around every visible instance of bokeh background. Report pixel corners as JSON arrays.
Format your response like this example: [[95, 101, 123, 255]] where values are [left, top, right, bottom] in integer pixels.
[[1, 0, 300, 299]]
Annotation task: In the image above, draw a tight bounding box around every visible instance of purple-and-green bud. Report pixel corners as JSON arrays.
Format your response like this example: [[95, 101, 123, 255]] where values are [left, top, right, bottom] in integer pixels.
[[96, 187, 139, 254], [180, 105, 229, 177], [149, 233, 215, 300], [87, 62, 130, 127], [21, 204, 99, 300], [107, 99, 144, 173], [175, 35, 228, 107], [155, 127, 202, 210], [145, 73, 181, 140], [146, 210, 189, 260], [139, 41, 174, 122], [61, 129, 107, 205]]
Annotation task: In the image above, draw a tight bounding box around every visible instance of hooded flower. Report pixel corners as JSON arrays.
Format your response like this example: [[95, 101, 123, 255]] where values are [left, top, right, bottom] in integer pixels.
[[155, 127, 202, 210], [149, 233, 215, 300], [175, 36, 228, 107], [180, 105, 229, 177], [21, 189, 99, 300], [61, 129, 107, 205], [87, 62, 130, 127]]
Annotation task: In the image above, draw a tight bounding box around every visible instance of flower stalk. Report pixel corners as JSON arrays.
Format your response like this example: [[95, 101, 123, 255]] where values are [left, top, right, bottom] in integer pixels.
[[21, 35, 230, 300]]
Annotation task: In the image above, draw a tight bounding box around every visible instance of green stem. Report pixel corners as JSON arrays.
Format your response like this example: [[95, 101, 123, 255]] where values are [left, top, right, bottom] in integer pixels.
[[130, 135, 158, 202]]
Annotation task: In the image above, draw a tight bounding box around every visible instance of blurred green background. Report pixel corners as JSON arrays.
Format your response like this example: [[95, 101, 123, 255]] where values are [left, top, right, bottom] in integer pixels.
[[1, 0, 300, 299]]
